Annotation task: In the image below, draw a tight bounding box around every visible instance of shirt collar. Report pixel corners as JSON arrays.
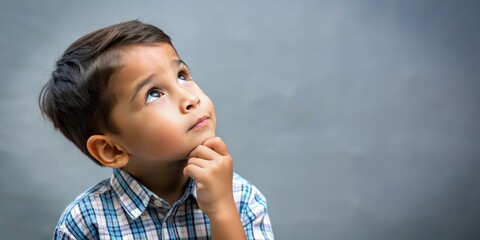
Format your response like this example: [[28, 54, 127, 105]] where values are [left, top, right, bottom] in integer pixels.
[[110, 168, 151, 220], [110, 168, 197, 220]]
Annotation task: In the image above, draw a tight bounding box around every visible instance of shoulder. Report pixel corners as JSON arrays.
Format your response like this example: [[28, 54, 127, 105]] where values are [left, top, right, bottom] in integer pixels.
[[55, 178, 112, 239], [232, 173, 268, 217], [233, 172, 263, 193], [232, 172, 267, 200]]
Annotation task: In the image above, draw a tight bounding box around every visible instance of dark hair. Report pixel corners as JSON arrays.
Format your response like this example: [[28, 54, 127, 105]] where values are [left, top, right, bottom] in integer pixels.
[[39, 20, 174, 165]]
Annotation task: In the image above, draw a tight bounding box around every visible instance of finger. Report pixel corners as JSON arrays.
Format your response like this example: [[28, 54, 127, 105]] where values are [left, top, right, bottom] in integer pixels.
[[187, 157, 210, 168], [183, 164, 206, 181], [202, 137, 229, 156], [188, 144, 221, 160]]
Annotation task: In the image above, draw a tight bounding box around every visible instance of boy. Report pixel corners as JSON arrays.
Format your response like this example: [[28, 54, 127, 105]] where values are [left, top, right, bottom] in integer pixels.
[[39, 20, 274, 239]]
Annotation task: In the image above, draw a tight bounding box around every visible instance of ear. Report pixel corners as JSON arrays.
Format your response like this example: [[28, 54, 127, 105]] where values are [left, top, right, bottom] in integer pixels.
[[86, 135, 129, 168]]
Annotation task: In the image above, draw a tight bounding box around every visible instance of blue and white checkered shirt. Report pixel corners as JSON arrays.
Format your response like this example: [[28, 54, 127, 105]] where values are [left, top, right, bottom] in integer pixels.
[[54, 168, 274, 239]]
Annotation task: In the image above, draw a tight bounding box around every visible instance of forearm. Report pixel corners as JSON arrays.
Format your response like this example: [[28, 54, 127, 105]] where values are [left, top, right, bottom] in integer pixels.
[[209, 199, 246, 240]]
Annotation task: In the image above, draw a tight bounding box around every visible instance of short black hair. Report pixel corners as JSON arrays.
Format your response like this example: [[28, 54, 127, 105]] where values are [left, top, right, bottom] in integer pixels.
[[39, 20, 174, 165]]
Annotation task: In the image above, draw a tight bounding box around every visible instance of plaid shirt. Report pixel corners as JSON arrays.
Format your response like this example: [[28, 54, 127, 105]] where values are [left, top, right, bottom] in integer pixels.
[[54, 168, 274, 239]]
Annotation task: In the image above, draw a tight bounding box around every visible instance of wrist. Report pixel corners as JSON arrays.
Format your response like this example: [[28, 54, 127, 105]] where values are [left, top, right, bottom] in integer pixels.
[[207, 197, 246, 240], [206, 197, 238, 220]]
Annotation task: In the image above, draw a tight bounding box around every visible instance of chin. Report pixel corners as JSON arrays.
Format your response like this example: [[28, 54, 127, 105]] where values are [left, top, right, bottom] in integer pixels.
[[191, 130, 215, 146], [199, 132, 216, 144]]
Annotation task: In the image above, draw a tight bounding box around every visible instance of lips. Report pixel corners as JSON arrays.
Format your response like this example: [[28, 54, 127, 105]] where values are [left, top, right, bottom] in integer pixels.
[[189, 115, 209, 130]]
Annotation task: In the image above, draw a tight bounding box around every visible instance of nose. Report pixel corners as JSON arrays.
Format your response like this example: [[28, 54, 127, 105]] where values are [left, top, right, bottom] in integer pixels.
[[180, 89, 200, 113]]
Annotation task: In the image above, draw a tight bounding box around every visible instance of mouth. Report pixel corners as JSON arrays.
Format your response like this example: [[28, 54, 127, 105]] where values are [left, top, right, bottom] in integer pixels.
[[189, 115, 210, 131]]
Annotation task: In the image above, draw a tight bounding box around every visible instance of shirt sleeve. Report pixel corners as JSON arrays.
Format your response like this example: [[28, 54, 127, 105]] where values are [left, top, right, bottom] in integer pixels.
[[238, 182, 275, 239], [54, 226, 78, 240], [54, 200, 98, 240]]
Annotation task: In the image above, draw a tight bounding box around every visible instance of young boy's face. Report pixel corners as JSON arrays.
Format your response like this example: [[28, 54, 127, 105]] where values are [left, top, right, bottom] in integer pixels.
[[108, 43, 216, 167]]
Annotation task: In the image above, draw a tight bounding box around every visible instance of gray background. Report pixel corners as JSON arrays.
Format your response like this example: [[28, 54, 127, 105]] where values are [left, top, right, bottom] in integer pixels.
[[1, 0, 479, 239]]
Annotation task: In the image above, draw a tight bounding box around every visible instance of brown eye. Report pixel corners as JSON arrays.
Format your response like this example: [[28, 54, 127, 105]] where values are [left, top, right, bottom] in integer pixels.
[[177, 71, 190, 83]]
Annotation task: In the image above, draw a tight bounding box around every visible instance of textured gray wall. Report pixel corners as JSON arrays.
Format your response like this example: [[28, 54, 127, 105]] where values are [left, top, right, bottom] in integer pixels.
[[1, 1, 479, 239]]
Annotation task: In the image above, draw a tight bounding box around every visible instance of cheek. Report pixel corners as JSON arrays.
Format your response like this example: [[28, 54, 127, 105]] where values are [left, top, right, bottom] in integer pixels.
[[122, 113, 187, 160], [204, 97, 216, 125], [146, 127, 185, 159]]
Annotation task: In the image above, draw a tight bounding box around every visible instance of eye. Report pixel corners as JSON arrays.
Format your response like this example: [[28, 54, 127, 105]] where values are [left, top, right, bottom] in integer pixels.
[[145, 89, 162, 103], [177, 70, 191, 84]]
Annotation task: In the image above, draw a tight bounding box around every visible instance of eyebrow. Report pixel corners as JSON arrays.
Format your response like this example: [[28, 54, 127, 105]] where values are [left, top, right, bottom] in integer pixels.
[[129, 59, 189, 103], [174, 59, 189, 69], [130, 73, 155, 103]]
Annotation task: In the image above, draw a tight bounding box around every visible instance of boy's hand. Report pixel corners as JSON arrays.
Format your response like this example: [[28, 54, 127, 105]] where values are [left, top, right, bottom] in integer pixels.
[[183, 137, 234, 217], [184, 137, 247, 239]]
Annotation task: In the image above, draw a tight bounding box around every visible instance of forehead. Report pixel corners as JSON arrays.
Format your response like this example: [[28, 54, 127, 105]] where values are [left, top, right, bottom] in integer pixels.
[[117, 43, 178, 79], [110, 44, 179, 98]]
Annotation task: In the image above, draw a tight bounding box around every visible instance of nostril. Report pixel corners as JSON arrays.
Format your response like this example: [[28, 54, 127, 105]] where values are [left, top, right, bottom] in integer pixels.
[[186, 104, 192, 110]]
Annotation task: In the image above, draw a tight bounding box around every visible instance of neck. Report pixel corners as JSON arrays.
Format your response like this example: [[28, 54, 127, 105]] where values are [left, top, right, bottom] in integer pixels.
[[123, 159, 190, 205]]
